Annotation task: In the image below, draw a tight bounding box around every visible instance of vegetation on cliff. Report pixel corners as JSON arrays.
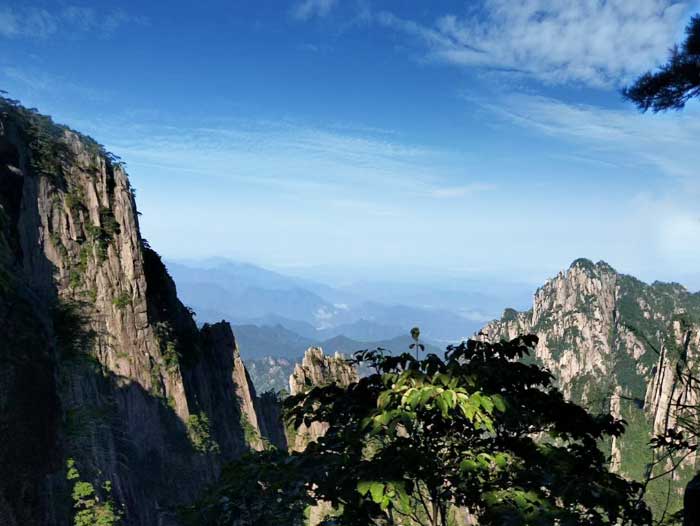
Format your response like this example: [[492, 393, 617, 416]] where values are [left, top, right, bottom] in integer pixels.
[[187, 336, 651, 526]]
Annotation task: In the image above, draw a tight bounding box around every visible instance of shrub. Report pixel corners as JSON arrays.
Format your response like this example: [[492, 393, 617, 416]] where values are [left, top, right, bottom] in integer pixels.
[[112, 292, 130, 310], [66, 458, 122, 526], [187, 412, 220, 454]]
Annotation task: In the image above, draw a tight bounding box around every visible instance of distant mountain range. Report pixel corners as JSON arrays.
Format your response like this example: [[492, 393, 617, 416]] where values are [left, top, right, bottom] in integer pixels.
[[243, 330, 442, 392], [167, 259, 531, 344], [234, 323, 441, 361], [166, 258, 531, 394]]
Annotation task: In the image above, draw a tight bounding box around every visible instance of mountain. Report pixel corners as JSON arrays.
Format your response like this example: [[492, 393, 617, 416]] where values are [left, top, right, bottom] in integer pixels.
[[233, 324, 314, 360], [233, 321, 442, 361], [479, 258, 700, 515], [168, 259, 487, 342], [239, 324, 442, 392], [0, 98, 284, 525]]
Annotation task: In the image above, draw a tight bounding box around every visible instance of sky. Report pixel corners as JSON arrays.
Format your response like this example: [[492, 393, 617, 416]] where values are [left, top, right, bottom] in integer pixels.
[[2, 0, 700, 290]]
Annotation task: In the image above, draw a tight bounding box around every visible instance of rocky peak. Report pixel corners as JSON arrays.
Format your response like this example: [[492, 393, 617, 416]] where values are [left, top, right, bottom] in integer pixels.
[[480, 258, 700, 514], [288, 347, 358, 452], [289, 346, 358, 396], [0, 98, 281, 526]]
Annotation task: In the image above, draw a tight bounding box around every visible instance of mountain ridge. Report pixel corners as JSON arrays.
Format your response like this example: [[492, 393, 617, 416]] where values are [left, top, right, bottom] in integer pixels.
[[0, 96, 284, 526], [479, 257, 700, 515]]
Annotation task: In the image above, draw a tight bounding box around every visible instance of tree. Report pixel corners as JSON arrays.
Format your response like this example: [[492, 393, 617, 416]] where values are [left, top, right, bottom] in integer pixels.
[[181, 449, 310, 526], [285, 336, 651, 526], [623, 15, 700, 112], [66, 458, 122, 526]]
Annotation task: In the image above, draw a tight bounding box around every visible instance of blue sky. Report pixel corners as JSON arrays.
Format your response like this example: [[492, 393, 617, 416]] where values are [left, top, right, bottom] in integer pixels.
[[2, 0, 700, 289]]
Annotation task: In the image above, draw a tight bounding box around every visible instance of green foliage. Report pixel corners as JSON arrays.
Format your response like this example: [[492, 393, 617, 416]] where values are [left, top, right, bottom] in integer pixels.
[[194, 336, 651, 526], [78, 245, 91, 274], [66, 458, 122, 526], [85, 288, 98, 303], [84, 223, 102, 241], [81, 209, 119, 265], [187, 412, 220, 454], [163, 341, 180, 372], [240, 412, 260, 448], [112, 292, 130, 310], [50, 232, 69, 259], [149, 363, 164, 398], [282, 336, 651, 526], [181, 450, 309, 526], [155, 323, 182, 373], [65, 187, 86, 212], [571, 257, 597, 272], [25, 114, 70, 181], [502, 307, 519, 322], [99, 207, 120, 237], [69, 270, 82, 290], [53, 301, 96, 360], [0, 94, 118, 181], [623, 15, 700, 112], [239, 412, 271, 450]]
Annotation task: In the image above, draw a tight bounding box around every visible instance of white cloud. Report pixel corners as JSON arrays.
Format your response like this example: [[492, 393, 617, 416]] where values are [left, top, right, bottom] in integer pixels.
[[0, 5, 147, 39], [72, 116, 461, 202], [476, 92, 700, 278], [375, 0, 691, 86], [430, 183, 495, 199], [0, 8, 19, 37], [292, 0, 338, 21], [479, 92, 700, 180], [1, 67, 111, 102]]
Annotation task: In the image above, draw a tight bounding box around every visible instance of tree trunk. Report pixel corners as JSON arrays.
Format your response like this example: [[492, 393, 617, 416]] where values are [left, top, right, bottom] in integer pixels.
[[431, 499, 439, 526], [685, 473, 700, 526]]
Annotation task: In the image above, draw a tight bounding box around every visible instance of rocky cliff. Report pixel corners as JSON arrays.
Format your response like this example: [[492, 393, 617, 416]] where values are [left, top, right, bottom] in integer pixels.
[[287, 347, 358, 452], [0, 97, 283, 526], [286, 347, 358, 525], [480, 258, 700, 514]]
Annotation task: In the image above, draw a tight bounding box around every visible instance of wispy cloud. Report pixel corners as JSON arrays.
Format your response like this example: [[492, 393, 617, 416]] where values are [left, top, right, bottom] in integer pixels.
[[85, 117, 453, 198], [292, 0, 338, 21], [373, 1, 691, 86], [1, 67, 112, 103], [478, 92, 700, 180], [430, 183, 495, 199], [0, 5, 147, 39], [472, 91, 700, 275]]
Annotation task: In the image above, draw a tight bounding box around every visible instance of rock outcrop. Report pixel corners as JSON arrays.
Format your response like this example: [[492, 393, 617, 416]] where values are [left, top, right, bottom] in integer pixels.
[[288, 347, 358, 452], [286, 347, 358, 525], [0, 98, 283, 525], [480, 258, 700, 514]]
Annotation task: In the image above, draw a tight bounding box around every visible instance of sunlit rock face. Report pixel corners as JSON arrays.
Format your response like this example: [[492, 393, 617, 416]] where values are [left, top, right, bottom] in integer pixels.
[[480, 258, 700, 512], [0, 100, 281, 526], [288, 346, 358, 452], [287, 346, 358, 525]]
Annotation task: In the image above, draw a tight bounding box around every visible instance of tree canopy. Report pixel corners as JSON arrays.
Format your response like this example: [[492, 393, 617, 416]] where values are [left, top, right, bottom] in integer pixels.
[[187, 335, 651, 526], [623, 15, 700, 112]]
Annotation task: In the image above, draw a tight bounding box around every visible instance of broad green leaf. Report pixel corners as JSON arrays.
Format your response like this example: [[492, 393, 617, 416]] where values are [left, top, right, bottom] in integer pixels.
[[369, 482, 385, 503]]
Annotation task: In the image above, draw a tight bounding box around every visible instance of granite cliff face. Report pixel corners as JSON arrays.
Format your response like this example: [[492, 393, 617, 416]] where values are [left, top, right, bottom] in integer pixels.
[[0, 98, 282, 526], [480, 258, 700, 512], [286, 347, 358, 525], [288, 346, 358, 452]]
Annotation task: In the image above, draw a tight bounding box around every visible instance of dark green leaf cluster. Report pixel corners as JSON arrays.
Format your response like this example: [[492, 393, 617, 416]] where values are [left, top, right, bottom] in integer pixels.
[[0, 93, 118, 178], [66, 458, 122, 526], [186, 412, 220, 454], [623, 15, 700, 112], [283, 336, 651, 526], [181, 450, 310, 526]]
